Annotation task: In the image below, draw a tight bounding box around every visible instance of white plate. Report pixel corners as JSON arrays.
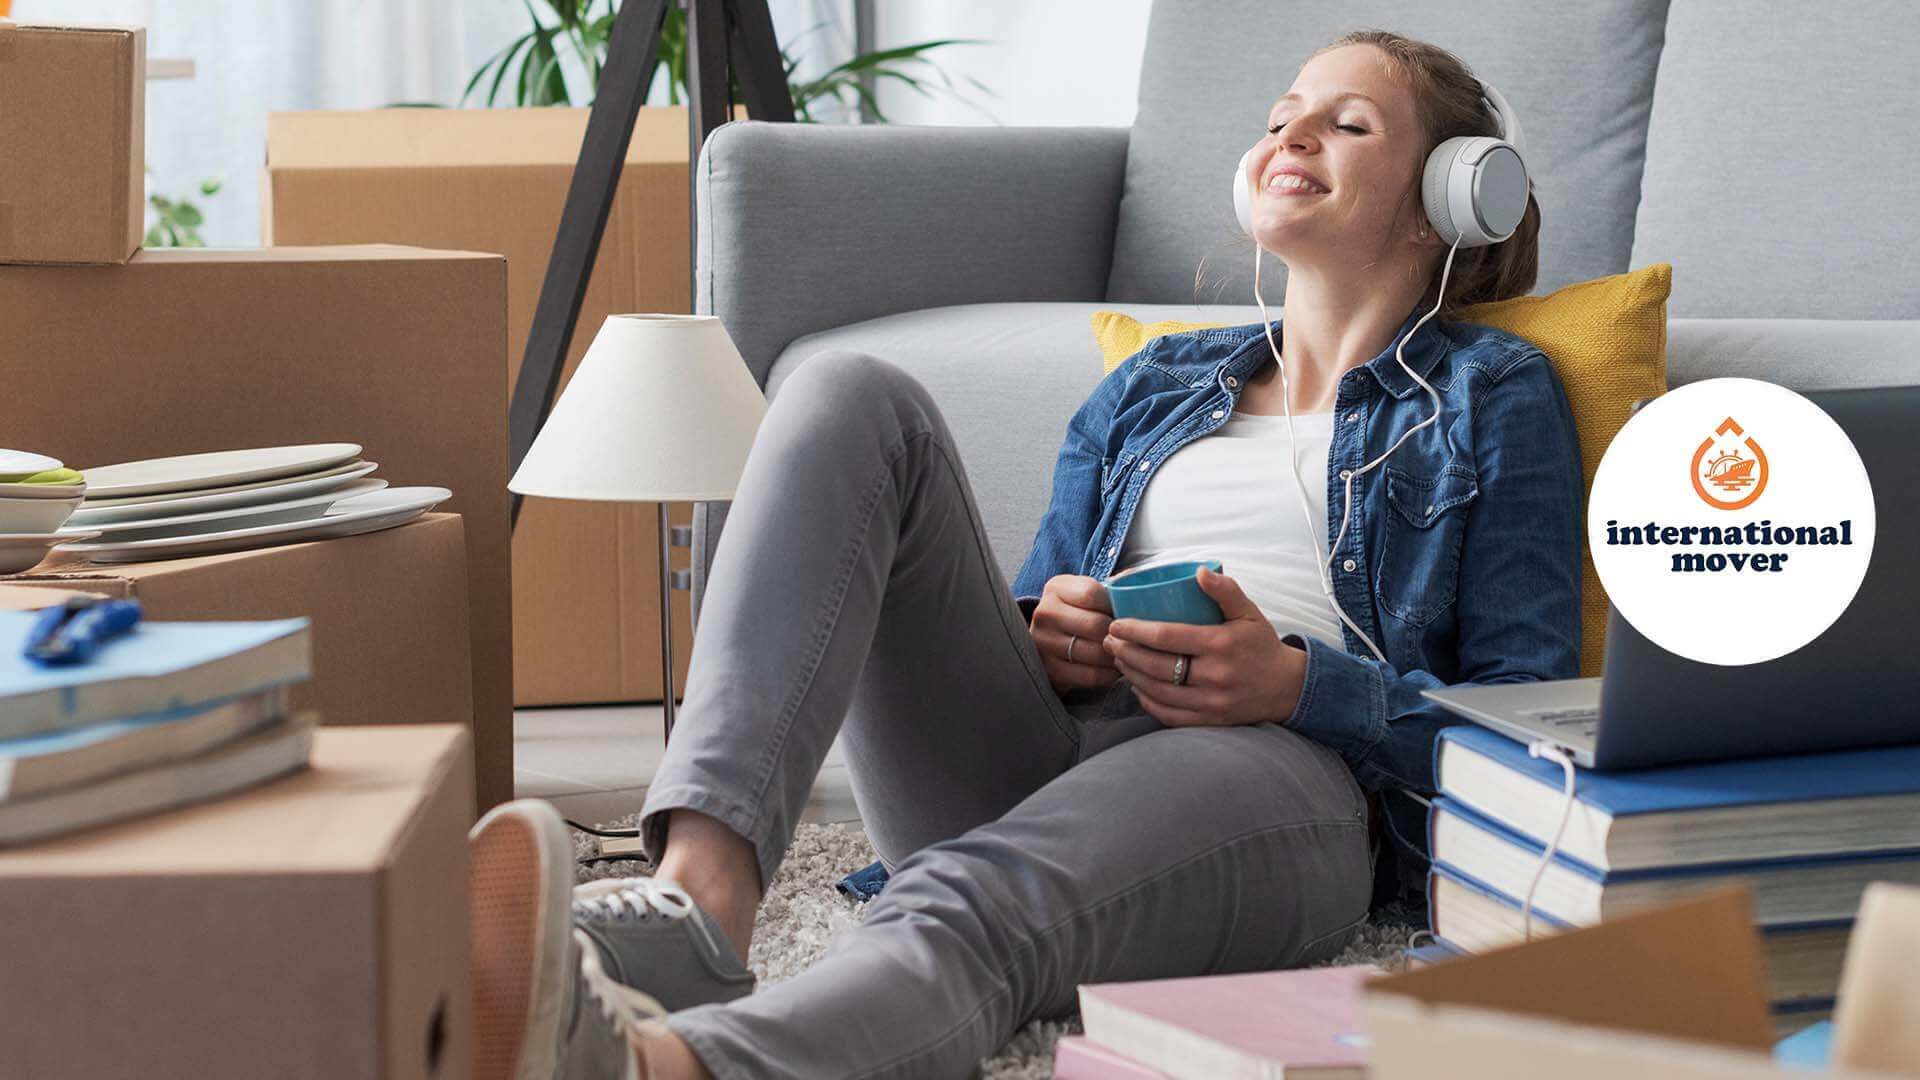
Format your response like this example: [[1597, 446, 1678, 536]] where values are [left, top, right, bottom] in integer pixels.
[[55, 487, 451, 564], [70, 462, 382, 524], [78, 458, 372, 509], [80, 444, 363, 500], [0, 531, 100, 574], [0, 481, 86, 500], [0, 449, 63, 478], [58, 479, 388, 539]]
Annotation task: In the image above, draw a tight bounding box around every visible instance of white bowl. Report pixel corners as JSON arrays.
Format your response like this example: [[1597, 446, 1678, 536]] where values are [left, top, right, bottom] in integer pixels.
[[0, 480, 86, 500], [0, 532, 98, 574], [0, 495, 81, 534]]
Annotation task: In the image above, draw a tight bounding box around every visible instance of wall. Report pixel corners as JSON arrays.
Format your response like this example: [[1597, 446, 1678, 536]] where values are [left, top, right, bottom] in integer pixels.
[[870, 0, 1150, 127]]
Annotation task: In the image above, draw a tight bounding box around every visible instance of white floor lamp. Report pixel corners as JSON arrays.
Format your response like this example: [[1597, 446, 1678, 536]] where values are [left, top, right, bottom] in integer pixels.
[[509, 314, 766, 743]]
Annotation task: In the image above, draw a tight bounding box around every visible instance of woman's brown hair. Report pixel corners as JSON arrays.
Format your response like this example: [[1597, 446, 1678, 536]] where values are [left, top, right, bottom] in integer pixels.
[[1316, 28, 1542, 317]]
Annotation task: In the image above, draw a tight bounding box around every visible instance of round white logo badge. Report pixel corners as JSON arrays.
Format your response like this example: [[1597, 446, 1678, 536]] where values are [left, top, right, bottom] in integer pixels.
[[1587, 378, 1875, 666]]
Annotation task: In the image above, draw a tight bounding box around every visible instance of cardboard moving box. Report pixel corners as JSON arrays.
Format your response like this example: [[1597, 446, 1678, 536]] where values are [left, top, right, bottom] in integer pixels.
[[265, 106, 699, 706], [7, 514, 474, 761], [0, 726, 473, 1079], [0, 20, 145, 264], [0, 245, 512, 807], [1363, 891, 1906, 1079]]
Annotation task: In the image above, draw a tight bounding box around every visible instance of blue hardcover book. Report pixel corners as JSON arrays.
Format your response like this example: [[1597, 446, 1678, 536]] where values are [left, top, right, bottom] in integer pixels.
[[1430, 796, 1920, 928], [1428, 863, 1852, 1007], [1433, 723, 1920, 872], [0, 613, 310, 740]]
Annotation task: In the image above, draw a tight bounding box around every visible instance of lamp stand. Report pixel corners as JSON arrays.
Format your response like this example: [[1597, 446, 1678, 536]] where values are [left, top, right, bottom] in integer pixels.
[[508, 0, 794, 529], [658, 501, 679, 743]]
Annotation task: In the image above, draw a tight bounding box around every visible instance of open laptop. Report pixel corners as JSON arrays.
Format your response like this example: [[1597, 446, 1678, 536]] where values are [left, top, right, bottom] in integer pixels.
[[1423, 385, 1919, 770]]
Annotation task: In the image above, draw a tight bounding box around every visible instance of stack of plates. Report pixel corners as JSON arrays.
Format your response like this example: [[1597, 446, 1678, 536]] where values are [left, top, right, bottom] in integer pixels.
[[53, 444, 452, 564]]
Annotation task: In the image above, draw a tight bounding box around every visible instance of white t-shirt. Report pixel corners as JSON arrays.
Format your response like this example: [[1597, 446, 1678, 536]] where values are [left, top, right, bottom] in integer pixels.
[[1116, 409, 1344, 647]]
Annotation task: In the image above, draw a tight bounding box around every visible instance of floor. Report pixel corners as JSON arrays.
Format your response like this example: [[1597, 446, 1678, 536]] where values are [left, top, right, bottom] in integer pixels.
[[513, 701, 862, 828]]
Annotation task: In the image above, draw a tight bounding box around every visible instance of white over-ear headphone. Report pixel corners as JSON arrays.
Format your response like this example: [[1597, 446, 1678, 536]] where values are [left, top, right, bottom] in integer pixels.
[[1229, 77, 1529, 665], [1232, 78, 1529, 247]]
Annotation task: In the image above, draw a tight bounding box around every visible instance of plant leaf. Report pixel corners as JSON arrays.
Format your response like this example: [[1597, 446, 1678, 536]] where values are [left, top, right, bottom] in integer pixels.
[[482, 33, 535, 107], [464, 36, 522, 101]]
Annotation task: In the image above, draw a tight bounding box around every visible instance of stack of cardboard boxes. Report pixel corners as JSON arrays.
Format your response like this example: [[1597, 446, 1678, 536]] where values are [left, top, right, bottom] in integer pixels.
[[2, 23, 492, 1074], [0, 21, 511, 807]]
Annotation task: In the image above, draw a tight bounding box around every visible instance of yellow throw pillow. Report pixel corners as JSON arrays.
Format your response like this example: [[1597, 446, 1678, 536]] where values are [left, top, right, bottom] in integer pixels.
[[1089, 263, 1672, 677], [1093, 312, 1228, 375]]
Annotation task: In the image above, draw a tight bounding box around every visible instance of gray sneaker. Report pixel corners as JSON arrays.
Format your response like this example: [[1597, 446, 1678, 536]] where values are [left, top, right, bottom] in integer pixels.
[[572, 878, 757, 1012]]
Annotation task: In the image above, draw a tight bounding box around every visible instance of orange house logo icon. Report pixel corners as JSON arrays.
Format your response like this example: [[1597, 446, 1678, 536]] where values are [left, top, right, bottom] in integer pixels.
[[1691, 417, 1769, 510]]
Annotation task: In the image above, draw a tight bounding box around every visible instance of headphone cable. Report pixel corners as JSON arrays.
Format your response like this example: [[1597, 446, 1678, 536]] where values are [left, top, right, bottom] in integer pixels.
[[1250, 236, 1462, 664]]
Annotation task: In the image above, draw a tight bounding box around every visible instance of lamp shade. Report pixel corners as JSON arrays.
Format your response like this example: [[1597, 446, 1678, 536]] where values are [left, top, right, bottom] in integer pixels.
[[509, 314, 767, 502]]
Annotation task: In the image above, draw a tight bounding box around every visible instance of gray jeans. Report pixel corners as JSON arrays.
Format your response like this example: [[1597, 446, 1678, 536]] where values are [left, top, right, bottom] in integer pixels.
[[638, 350, 1372, 1080]]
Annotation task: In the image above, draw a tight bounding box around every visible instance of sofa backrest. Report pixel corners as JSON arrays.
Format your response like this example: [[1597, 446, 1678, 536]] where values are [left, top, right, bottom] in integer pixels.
[[1628, 1, 1920, 319], [1108, 0, 1671, 307]]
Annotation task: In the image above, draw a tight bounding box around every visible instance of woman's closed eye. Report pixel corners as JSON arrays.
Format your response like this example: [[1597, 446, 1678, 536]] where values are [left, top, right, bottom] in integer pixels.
[[1267, 122, 1368, 135]]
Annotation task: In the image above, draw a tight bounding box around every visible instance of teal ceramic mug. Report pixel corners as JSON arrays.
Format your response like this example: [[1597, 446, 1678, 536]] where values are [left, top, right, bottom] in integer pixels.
[[1102, 559, 1225, 624]]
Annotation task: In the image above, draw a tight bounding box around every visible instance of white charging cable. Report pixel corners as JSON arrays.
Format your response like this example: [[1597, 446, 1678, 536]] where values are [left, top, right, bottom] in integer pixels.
[[1520, 740, 1578, 941], [1249, 237, 1463, 664]]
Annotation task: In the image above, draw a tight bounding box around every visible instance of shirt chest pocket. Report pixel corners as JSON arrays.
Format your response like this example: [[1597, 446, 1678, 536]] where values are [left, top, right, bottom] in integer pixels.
[[1375, 463, 1480, 626]]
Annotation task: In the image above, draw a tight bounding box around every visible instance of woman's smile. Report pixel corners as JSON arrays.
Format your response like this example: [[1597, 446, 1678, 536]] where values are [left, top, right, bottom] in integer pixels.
[[1267, 173, 1330, 196], [1261, 163, 1332, 198]]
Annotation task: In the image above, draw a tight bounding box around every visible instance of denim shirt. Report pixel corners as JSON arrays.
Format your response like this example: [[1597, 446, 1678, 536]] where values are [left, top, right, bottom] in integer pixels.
[[1009, 306, 1584, 906]]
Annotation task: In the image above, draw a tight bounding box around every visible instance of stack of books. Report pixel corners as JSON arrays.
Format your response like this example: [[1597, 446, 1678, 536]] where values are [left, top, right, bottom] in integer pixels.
[[1425, 724, 1920, 1031], [1054, 966, 1375, 1079], [0, 611, 315, 845]]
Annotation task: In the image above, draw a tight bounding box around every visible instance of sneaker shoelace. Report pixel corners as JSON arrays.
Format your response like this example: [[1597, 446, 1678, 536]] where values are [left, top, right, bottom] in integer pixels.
[[573, 878, 696, 925]]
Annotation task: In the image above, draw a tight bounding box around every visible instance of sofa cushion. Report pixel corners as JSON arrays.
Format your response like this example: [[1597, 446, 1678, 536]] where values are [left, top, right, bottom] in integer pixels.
[[1667, 320, 1920, 389], [1630, 2, 1920, 318], [768, 302, 1260, 585], [1108, 0, 1670, 306]]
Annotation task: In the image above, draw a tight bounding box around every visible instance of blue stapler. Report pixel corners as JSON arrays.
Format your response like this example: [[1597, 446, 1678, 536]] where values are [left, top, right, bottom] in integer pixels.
[[21, 596, 144, 666]]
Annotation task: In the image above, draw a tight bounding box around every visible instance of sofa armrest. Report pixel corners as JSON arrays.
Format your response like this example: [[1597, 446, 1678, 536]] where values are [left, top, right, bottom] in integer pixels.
[[696, 120, 1131, 386], [689, 121, 1130, 628]]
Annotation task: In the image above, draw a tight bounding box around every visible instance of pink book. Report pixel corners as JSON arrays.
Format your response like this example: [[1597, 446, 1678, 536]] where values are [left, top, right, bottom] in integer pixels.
[[1075, 965, 1377, 1079], [1053, 1035, 1168, 1079]]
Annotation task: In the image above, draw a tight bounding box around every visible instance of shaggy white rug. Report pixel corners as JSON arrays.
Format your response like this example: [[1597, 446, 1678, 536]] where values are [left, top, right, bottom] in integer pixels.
[[576, 818, 1412, 1078]]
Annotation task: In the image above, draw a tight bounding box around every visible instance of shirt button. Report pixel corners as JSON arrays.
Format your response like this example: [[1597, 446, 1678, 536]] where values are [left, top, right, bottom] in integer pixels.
[[1107, 546, 1117, 556], [1347, 410, 1360, 423], [1225, 376, 1239, 388], [1138, 459, 1152, 471], [1211, 409, 1225, 419], [1342, 558, 1358, 573], [1425, 503, 1435, 516]]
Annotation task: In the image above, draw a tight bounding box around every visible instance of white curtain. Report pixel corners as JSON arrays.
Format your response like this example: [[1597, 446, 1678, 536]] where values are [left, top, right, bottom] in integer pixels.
[[10, 0, 852, 246]]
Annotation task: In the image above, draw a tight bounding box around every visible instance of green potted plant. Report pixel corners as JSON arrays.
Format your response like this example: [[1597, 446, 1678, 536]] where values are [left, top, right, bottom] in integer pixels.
[[464, 0, 990, 121]]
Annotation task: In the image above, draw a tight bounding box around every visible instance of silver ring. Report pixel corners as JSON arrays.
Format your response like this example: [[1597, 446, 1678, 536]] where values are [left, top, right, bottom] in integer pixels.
[[1067, 635, 1078, 664], [1171, 654, 1189, 686]]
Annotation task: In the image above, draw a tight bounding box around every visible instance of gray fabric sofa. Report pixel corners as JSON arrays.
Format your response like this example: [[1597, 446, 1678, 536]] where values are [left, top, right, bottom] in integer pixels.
[[689, 0, 1920, 626]]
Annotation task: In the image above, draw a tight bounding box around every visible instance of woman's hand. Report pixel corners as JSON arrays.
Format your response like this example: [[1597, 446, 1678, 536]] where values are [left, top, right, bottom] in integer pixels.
[[1104, 566, 1306, 727], [1031, 574, 1122, 695]]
